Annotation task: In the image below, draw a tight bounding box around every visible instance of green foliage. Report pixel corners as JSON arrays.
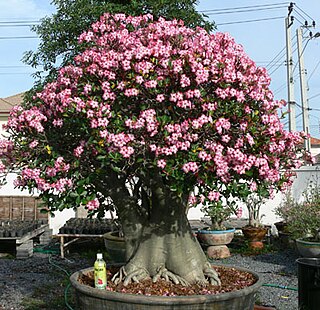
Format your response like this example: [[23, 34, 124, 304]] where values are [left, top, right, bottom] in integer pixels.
[[284, 179, 320, 241], [229, 238, 276, 256]]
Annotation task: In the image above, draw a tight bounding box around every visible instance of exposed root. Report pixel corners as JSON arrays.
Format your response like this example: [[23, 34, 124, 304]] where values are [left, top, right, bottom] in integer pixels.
[[111, 265, 149, 286], [152, 266, 190, 286], [203, 262, 221, 286]]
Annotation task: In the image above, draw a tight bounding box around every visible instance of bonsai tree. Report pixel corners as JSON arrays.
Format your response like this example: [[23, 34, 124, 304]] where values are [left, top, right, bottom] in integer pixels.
[[201, 200, 237, 231], [0, 14, 309, 286], [243, 194, 266, 228]]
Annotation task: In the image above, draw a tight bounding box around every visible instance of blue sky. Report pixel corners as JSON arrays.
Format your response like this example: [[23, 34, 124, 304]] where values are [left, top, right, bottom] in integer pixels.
[[0, 0, 319, 138]]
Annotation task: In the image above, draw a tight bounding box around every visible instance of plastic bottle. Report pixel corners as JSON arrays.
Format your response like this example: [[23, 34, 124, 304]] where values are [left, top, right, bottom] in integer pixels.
[[94, 253, 107, 289]]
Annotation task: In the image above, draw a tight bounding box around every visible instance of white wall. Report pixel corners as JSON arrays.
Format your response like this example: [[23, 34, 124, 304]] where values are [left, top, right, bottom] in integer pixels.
[[1, 167, 320, 232], [187, 165, 320, 225]]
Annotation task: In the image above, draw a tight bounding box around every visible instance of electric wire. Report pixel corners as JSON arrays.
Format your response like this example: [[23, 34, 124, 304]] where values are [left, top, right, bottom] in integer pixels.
[[293, 36, 311, 73], [293, 15, 308, 27], [0, 24, 38, 27], [216, 16, 284, 26], [0, 65, 29, 68], [0, 20, 40, 24], [0, 36, 38, 40], [307, 60, 320, 82], [309, 93, 320, 101], [295, 4, 314, 21], [293, 8, 310, 24], [204, 6, 287, 15], [265, 46, 286, 70], [199, 3, 288, 13]]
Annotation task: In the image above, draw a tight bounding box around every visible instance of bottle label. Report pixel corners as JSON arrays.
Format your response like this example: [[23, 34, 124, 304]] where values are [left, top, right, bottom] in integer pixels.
[[94, 261, 107, 289]]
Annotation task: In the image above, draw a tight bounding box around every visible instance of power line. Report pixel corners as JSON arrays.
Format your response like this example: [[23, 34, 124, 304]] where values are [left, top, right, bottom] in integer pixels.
[[308, 60, 320, 82], [0, 36, 38, 40], [0, 65, 28, 68], [293, 15, 308, 27], [309, 93, 320, 101], [293, 8, 310, 24], [268, 60, 286, 76], [216, 16, 284, 26], [199, 3, 289, 13], [266, 46, 286, 70], [0, 20, 40, 23], [0, 73, 34, 75], [204, 6, 287, 16], [295, 4, 314, 21], [0, 24, 38, 27]]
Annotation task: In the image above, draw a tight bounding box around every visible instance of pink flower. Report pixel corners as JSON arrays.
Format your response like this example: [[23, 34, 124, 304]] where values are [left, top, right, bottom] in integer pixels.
[[29, 140, 39, 148], [156, 94, 165, 102], [86, 198, 100, 210], [157, 159, 166, 169], [182, 162, 198, 173], [236, 207, 243, 218], [208, 191, 220, 202]]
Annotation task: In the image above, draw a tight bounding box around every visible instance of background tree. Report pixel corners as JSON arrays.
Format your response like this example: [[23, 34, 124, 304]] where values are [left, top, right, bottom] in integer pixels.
[[0, 14, 308, 286], [23, 0, 214, 86]]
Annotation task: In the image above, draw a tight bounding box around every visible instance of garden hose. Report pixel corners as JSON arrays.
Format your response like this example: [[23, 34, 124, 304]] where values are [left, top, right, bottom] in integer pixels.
[[48, 254, 75, 310], [262, 283, 298, 291]]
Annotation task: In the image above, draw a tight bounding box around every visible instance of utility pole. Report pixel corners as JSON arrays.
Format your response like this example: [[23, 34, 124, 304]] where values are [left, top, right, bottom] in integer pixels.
[[285, 3, 296, 132], [296, 26, 311, 152]]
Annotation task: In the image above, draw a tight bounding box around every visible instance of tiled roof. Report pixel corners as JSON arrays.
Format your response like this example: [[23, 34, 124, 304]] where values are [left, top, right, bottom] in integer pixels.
[[311, 137, 320, 146], [0, 93, 24, 113]]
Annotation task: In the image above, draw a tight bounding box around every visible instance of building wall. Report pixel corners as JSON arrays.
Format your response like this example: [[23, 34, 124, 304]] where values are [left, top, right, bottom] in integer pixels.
[[1, 166, 319, 232], [188, 165, 320, 226]]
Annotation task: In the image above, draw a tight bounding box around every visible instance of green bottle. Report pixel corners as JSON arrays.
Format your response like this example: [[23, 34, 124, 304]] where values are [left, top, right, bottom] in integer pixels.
[[94, 253, 107, 289]]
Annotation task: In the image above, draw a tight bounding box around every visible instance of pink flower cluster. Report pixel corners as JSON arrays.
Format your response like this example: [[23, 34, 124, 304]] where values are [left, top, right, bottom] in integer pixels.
[[18, 167, 72, 193], [8, 106, 47, 133]]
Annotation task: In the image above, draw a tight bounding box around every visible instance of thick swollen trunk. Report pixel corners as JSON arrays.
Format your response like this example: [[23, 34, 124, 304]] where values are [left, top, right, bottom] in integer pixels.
[[113, 183, 221, 286]]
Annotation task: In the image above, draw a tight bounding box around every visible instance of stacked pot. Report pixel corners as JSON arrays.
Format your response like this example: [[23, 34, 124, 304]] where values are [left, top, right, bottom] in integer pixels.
[[0, 219, 46, 238]]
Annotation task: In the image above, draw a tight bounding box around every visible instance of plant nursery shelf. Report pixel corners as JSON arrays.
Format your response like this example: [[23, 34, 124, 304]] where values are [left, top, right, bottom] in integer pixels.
[[54, 233, 105, 258], [0, 224, 51, 258]]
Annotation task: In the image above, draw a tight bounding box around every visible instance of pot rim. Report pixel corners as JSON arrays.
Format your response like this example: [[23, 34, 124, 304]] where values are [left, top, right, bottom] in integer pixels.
[[296, 257, 320, 267], [296, 238, 320, 246], [197, 228, 236, 234], [70, 264, 262, 305]]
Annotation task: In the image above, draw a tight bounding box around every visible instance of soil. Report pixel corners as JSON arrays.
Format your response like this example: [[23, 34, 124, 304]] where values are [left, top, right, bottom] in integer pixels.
[[79, 265, 257, 296]]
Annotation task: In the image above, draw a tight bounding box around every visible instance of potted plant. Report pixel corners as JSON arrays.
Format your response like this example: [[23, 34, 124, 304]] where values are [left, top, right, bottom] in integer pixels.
[[242, 194, 268, 249], [273, 191, 296, 246], [197, 200, 236, 259], [0, 11, 310, 310], [284, 180, 320, 257]]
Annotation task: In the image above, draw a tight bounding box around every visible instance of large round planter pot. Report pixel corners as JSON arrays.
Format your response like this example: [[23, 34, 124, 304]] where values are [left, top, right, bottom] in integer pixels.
[[197, 228, 235, 259], [70, 266, 262, 310], [296, 238, 320, 258], [241, 227, 268, 250], [296, 258, 320, 310], [103, 231, 126, 263]]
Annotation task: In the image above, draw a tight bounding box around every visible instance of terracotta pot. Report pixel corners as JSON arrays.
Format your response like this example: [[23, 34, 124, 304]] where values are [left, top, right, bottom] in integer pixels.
[[242, 226, 268, 249], [197, 228, 235, 246], [70, 265, 262, 310], [197, 229, 235, 259]]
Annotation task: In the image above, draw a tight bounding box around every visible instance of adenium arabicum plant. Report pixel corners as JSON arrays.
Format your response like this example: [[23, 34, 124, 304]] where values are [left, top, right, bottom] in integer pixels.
[[0, 13, 310, 286]]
